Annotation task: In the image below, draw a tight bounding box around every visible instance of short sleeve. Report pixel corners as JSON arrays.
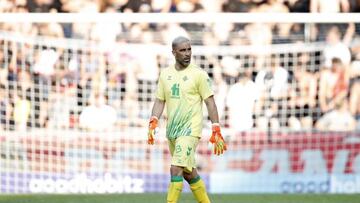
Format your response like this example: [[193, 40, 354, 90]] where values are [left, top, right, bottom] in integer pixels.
[[198, 71, 214, 100], [156, 73, 165, 101]]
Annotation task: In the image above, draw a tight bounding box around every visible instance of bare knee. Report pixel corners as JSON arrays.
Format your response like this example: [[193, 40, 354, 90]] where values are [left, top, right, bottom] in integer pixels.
[[170, 165, 184, 177], [183, 168, 199, 183]]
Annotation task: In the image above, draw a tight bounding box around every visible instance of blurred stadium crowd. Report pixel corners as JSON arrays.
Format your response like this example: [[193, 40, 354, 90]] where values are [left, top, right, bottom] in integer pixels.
[[1, 0, 360, 13], [1, 0, 360, 14], [0, 0, 360, 133]]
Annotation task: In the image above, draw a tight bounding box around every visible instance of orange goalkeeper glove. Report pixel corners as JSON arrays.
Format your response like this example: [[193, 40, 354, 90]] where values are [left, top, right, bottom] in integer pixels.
[[147, 116, 159, 145], [209, 123, 227, 155]]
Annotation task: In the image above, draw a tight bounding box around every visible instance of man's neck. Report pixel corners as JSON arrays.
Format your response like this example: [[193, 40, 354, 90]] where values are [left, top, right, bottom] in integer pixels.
[[175, 63, 188, 71]]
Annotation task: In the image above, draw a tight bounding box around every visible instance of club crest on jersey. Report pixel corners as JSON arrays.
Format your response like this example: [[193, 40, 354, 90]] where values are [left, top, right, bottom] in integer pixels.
[[182, 76, 188, 81], [167, 75, 172, 80], [171, 83, 180, 99]]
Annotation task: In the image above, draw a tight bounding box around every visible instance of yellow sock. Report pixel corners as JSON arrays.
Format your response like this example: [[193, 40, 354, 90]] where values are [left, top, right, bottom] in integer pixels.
[[167, 176, 183, 203], [189, 176, 211, 203]]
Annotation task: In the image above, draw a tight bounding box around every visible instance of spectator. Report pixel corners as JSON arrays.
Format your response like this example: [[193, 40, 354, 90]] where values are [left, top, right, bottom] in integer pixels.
[[255, 55, 289, 128], [79, 93, 117, 131], [319, 57, 349, 113], [26, 0, 62, 13], [288, 52, 317, 130], [48, 79, 78, 129], [220, 56, 241, 85], [287, 0, 310, 12], [323, 26, 352, 68], [120, 0, 151, 12], [310, 0, 350, 13], [226, 70, 259, 132], [315, 99, 356, 131], [222, 0, 257, 12], [13, 88, 31, 131], [258, 0, 290, 13], [175, 0, 204, 12], [33, 48, 59, 77], [199, 0, 223, 12], [151, 0, 172, 12], [255, 55, 289, 99]]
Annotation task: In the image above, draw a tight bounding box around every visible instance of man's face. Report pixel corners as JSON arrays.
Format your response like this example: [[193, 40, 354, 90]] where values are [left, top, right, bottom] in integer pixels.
[[172, 41, 192, 68]]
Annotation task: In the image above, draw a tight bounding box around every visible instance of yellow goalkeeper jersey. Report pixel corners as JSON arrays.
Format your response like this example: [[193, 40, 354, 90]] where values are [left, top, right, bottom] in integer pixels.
[[156, 64, 213, 139]]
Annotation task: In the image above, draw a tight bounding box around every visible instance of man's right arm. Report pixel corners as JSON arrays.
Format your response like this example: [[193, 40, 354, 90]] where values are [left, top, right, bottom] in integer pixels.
[[147, 98, 165, 145], [151, 98, 165, 119]]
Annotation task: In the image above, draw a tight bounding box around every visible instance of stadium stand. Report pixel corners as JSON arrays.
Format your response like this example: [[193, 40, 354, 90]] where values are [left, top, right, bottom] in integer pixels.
[[0, 0, 360, 195]]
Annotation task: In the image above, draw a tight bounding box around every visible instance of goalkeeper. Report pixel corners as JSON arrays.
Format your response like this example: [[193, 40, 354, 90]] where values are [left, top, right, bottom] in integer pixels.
[[147, 36, 227, 203]]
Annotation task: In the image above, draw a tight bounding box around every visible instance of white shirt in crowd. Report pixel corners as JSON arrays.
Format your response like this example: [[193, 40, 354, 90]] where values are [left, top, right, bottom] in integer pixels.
[[226, 79, 259, 132], [323, 42, 351, 68], [255, 66, 288, 98], [80, 103, 117, 131], [33, 49, 59, 76]]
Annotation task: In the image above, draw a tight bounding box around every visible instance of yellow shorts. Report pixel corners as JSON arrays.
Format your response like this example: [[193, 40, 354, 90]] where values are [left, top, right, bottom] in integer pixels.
[[169, 136, 199, 173]]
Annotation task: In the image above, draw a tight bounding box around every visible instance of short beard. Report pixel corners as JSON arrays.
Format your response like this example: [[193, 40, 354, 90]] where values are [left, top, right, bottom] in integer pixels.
[[179, 60, 190, 68]]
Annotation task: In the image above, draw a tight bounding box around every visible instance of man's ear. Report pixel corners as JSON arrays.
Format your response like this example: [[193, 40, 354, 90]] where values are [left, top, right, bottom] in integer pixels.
[[172, 50, 175, 56]]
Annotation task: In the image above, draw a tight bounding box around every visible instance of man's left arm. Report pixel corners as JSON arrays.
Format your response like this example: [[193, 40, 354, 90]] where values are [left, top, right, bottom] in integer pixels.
[[204, 96, 227, 155], [204, 95, 219, 124]]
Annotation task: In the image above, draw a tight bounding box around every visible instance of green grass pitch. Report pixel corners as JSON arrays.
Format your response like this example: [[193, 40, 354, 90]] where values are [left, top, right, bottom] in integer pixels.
[[0, 194, 359, 203]]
